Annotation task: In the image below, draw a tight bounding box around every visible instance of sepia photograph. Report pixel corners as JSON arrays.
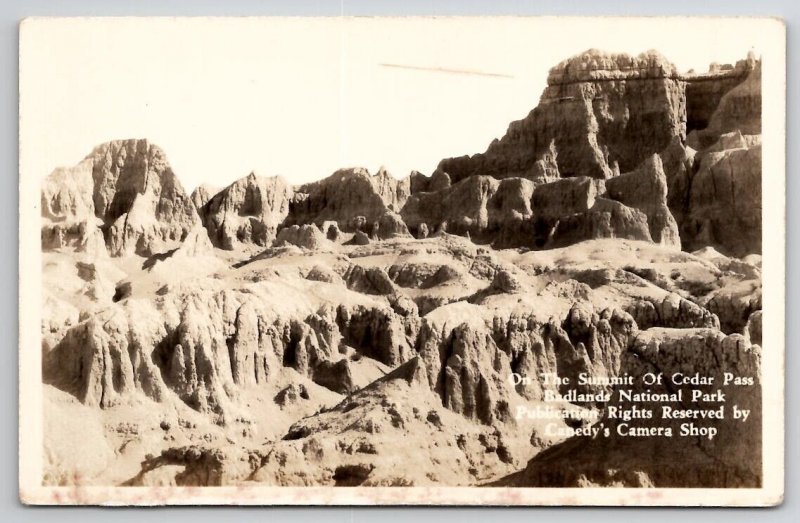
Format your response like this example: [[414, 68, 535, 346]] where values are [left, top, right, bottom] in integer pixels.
[[18, 16, 785, 505]]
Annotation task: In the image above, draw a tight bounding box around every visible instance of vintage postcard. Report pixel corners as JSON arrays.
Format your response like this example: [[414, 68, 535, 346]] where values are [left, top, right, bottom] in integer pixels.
[[19, 16, 785, 505]]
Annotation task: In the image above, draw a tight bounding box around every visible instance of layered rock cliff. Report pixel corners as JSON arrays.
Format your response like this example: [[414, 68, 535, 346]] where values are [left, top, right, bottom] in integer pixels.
[[436, 50, 686, 184], [418, 49, 761, 256], [41, 50, 761, 257]]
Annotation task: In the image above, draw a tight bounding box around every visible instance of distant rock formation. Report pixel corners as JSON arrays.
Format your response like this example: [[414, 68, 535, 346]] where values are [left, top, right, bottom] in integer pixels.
[[200, 173, 293, 249], [402, 176, 535, 246], [409, 169, 452, 194], [687, 59, 761, 150], [421, 49, 761, 255], [42, 139, 200, 256], [436, 50, 687, 184], [42, 49, 760, 258], [190, 184, 220, 211], [371, 167, 412, 213], [287, 167, 410, 231], [529, 153, 682, 250], [683, 133, 762, 256], [684, 53, 758, 134], [679, 62, 762, 256]]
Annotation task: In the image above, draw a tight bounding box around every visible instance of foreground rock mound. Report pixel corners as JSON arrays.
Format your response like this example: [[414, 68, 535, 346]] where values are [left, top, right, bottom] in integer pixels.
[[253, 359, 526, 486], [497, 328, 761, 487], [41, 232, 763, 487], [274, 224, 331, 250], [43, 270, 422, 420]]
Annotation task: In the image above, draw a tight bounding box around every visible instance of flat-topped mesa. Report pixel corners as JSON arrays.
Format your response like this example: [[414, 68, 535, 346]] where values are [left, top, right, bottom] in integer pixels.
[[426, 50, 759, 255], [546, 48, 678, 84], [285, 167, 410, 232], [200, 173, 293, 250], [435, 50, 687, 185], [681, 51, 758, 81], [41, 139, 200, 257]]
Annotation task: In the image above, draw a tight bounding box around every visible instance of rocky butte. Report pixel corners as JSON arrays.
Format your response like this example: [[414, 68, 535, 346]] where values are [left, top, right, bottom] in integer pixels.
[[40, 49, 763, 488]]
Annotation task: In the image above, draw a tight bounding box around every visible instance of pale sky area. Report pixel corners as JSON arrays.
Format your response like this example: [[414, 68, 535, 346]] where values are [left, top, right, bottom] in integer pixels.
[[20, 17, 766, 193]]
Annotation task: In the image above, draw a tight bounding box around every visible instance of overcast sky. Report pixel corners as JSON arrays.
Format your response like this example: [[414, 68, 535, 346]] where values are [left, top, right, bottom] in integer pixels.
[[21, 17, 766, 192]]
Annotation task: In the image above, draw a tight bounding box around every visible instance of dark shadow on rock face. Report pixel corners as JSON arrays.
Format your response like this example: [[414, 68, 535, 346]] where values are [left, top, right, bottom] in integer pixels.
[[141, 248, 179, 270], [333, 464, 375, 486]]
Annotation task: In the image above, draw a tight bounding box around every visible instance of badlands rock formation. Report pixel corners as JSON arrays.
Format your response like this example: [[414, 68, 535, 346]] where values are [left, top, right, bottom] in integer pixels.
[[201, 173, 293, 249], [40, 49, 763, 489], [427, 49, 761, 256], [42, 139, 199, 257], [286, 167, 410, 232], [190, 183, 219, 211], [436, 50, 686, 183]]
